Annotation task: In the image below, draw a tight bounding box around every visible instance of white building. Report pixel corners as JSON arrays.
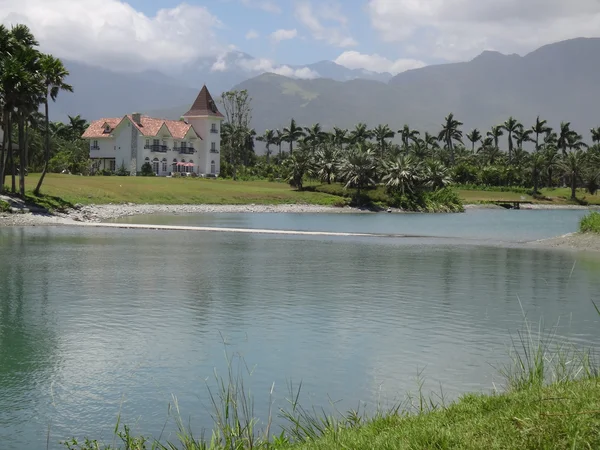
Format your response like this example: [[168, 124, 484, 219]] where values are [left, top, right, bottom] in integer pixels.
[[82, 85, 224, 176]]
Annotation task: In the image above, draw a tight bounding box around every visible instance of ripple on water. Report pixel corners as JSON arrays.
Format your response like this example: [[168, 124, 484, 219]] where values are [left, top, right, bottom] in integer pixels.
[[0, 222, 599, 449]]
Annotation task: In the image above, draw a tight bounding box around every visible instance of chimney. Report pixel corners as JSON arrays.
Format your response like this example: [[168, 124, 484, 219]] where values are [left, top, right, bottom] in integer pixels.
[[132, 113, 142, 125]]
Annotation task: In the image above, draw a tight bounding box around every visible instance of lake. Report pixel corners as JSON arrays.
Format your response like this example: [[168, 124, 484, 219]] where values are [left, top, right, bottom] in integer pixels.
[[1, 209, 599, 449]]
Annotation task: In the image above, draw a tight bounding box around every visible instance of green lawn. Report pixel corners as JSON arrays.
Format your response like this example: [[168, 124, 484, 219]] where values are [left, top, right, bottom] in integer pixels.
[[5, 175, 600, 209], [281, 379, 600, 450], [7, 174, 342, 207]]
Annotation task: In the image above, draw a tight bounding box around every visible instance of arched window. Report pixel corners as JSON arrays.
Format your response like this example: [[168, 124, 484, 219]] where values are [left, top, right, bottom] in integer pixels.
[[211, 160, 216, 174]]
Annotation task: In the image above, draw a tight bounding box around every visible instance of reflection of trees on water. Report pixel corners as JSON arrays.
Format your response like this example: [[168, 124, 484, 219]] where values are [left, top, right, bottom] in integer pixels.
[[0, 228, 59, 436]]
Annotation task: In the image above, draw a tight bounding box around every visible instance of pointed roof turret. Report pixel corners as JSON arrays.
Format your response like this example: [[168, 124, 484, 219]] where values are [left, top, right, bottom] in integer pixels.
[[183, 85, 224, 118]]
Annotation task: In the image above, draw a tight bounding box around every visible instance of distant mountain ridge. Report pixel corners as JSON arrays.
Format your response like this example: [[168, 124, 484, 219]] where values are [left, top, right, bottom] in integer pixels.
[[54, 37, 600, 151]]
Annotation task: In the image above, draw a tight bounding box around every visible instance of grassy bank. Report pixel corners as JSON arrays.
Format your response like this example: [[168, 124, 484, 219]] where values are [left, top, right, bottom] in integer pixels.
[[4, 174, 600, 212], [580, 211, 600, 233]]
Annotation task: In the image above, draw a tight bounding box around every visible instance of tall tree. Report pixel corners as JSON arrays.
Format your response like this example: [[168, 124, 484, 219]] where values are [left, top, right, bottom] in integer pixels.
[[349, 123, 372, 144], [282, 118, 304, 155], [372, 124, 395, 158], [560, 150, 587, 200], [256, 129, 276, 164], [487, 125, 504, 151], [399, 124, 420, 151], [557, 121, 576, 157], [591, 127, 600, 145], [219, 89, 253, 179], [514, 127, 533, 150], [500, 117, 522, 162], [303, 123, 326, 154], [466, 129, 482, 152], [438, 113, 463, 166], [34, 54, 72, 195], [531, 116, 551, 152]]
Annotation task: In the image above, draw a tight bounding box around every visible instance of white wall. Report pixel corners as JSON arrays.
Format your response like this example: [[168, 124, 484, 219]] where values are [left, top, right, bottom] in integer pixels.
[[184, 116, 222, 175], [88, 138, 116, 159]]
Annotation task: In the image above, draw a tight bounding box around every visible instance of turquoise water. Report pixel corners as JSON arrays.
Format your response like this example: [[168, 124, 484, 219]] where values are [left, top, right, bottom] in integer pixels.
[[113, 208, 591, 242], [1, 210, 599, 449]]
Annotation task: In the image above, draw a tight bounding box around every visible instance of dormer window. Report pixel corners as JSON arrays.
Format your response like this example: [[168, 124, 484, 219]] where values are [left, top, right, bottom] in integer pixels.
[[104, 124, 111, 133]]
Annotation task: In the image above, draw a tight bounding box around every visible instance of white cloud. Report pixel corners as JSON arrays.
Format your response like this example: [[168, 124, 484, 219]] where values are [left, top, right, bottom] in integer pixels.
[[270, 28, 298, 43], [368, 0, 600, 61], [334, 51, 426, 75], [240, 0, 281, 14], [0, 0, 224, 71], [245, 29, 260, 40], [295, 1, 357, 47], [236, 57, 320, 79]]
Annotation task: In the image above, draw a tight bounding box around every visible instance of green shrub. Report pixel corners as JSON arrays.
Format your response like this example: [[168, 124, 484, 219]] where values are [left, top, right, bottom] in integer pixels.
[[140, 162, 155, 176], [579, 211, 600, 233], [0, 199, 10, 213]]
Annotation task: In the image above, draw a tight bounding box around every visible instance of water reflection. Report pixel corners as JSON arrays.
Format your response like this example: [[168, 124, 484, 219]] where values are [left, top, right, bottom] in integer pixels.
[[0, 225, 598, 449]]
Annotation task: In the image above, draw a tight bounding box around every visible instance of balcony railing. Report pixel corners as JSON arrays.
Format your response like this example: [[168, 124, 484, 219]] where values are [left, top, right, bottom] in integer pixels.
[[210, 149, 219, 153], [150, 145, 168, 153], [178, 147, 195, 154], [90, 145, 100, 150], [210, 128, 219, 134]]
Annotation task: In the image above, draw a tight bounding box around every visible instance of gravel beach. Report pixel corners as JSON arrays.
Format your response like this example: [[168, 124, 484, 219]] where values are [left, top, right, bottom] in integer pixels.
[[0, 202, 365, 227]]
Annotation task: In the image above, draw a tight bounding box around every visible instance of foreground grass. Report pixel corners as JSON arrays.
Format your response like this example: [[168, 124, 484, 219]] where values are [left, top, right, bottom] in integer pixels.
[[280, 379, 600, 450], [580, 211, 600, 233]]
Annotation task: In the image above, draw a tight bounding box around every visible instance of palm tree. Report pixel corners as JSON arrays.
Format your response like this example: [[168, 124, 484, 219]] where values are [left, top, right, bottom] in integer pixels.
[[422, 132, 439, 151], [399, 124, 420, 151], [423, 159, 452, 190], [530, 151, 544, 194], [315, 146, 339, 184], [487, 125, 504, 151], [338, 143, 377, 198], [466, 129, 482, 152], [285, 148, 312, 190], [557, 121, 576, 157], [590, 127, 600, 145], [281, 118, 304, 155], [500, 117, 522, 162], [275, 129, 284, 159], [256, 129, 276, 164], [332, 126, 348, 151], [542, 146, 560, 188], [372, 124, 395, 158], [303, 123, 326, 153], [66, 114, 87, 140], [409, 140, 432, 161], [559, 150, 587, 200], [382, 154, 421, 196], [531, 116, 551, 152], [349, 123, 372, 144], [438, 113, 463, 166], [514, 127, 533, 150], [34, 53, 72, 195], [567, 132, 587, 152]]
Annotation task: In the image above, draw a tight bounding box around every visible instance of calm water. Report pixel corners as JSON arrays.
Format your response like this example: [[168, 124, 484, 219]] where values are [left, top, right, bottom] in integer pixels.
[[1, 210, 600, 449]]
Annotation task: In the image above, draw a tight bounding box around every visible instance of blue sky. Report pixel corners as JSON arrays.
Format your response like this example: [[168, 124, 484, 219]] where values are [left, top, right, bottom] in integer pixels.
[[1, 0, 600, 76]]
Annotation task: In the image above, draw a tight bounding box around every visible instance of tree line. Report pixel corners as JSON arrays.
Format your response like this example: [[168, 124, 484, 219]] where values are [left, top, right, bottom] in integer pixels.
[[0, 23, 74, 196], [219, 90, 600, 202]]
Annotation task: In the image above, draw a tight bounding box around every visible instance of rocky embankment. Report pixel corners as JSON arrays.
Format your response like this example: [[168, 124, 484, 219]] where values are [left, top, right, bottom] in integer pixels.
[[0, 202, 364, 226]]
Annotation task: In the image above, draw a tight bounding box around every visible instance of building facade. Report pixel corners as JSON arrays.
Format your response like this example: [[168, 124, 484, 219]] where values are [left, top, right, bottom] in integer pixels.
[[82, 86, 224, 176]]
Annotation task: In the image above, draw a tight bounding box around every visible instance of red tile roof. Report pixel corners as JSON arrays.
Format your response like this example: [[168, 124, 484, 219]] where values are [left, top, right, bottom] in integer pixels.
[[82, 115, 200, 139], [183, 85, 224, 118], [82, 118, 122, 139]]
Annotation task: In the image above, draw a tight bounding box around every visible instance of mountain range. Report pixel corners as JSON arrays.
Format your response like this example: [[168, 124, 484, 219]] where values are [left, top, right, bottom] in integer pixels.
[[54, 38, 600, 149]]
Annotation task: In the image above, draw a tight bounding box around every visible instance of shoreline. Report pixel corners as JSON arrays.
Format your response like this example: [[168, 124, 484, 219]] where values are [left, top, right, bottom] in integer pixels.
[[2, 203, 600, 252]]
